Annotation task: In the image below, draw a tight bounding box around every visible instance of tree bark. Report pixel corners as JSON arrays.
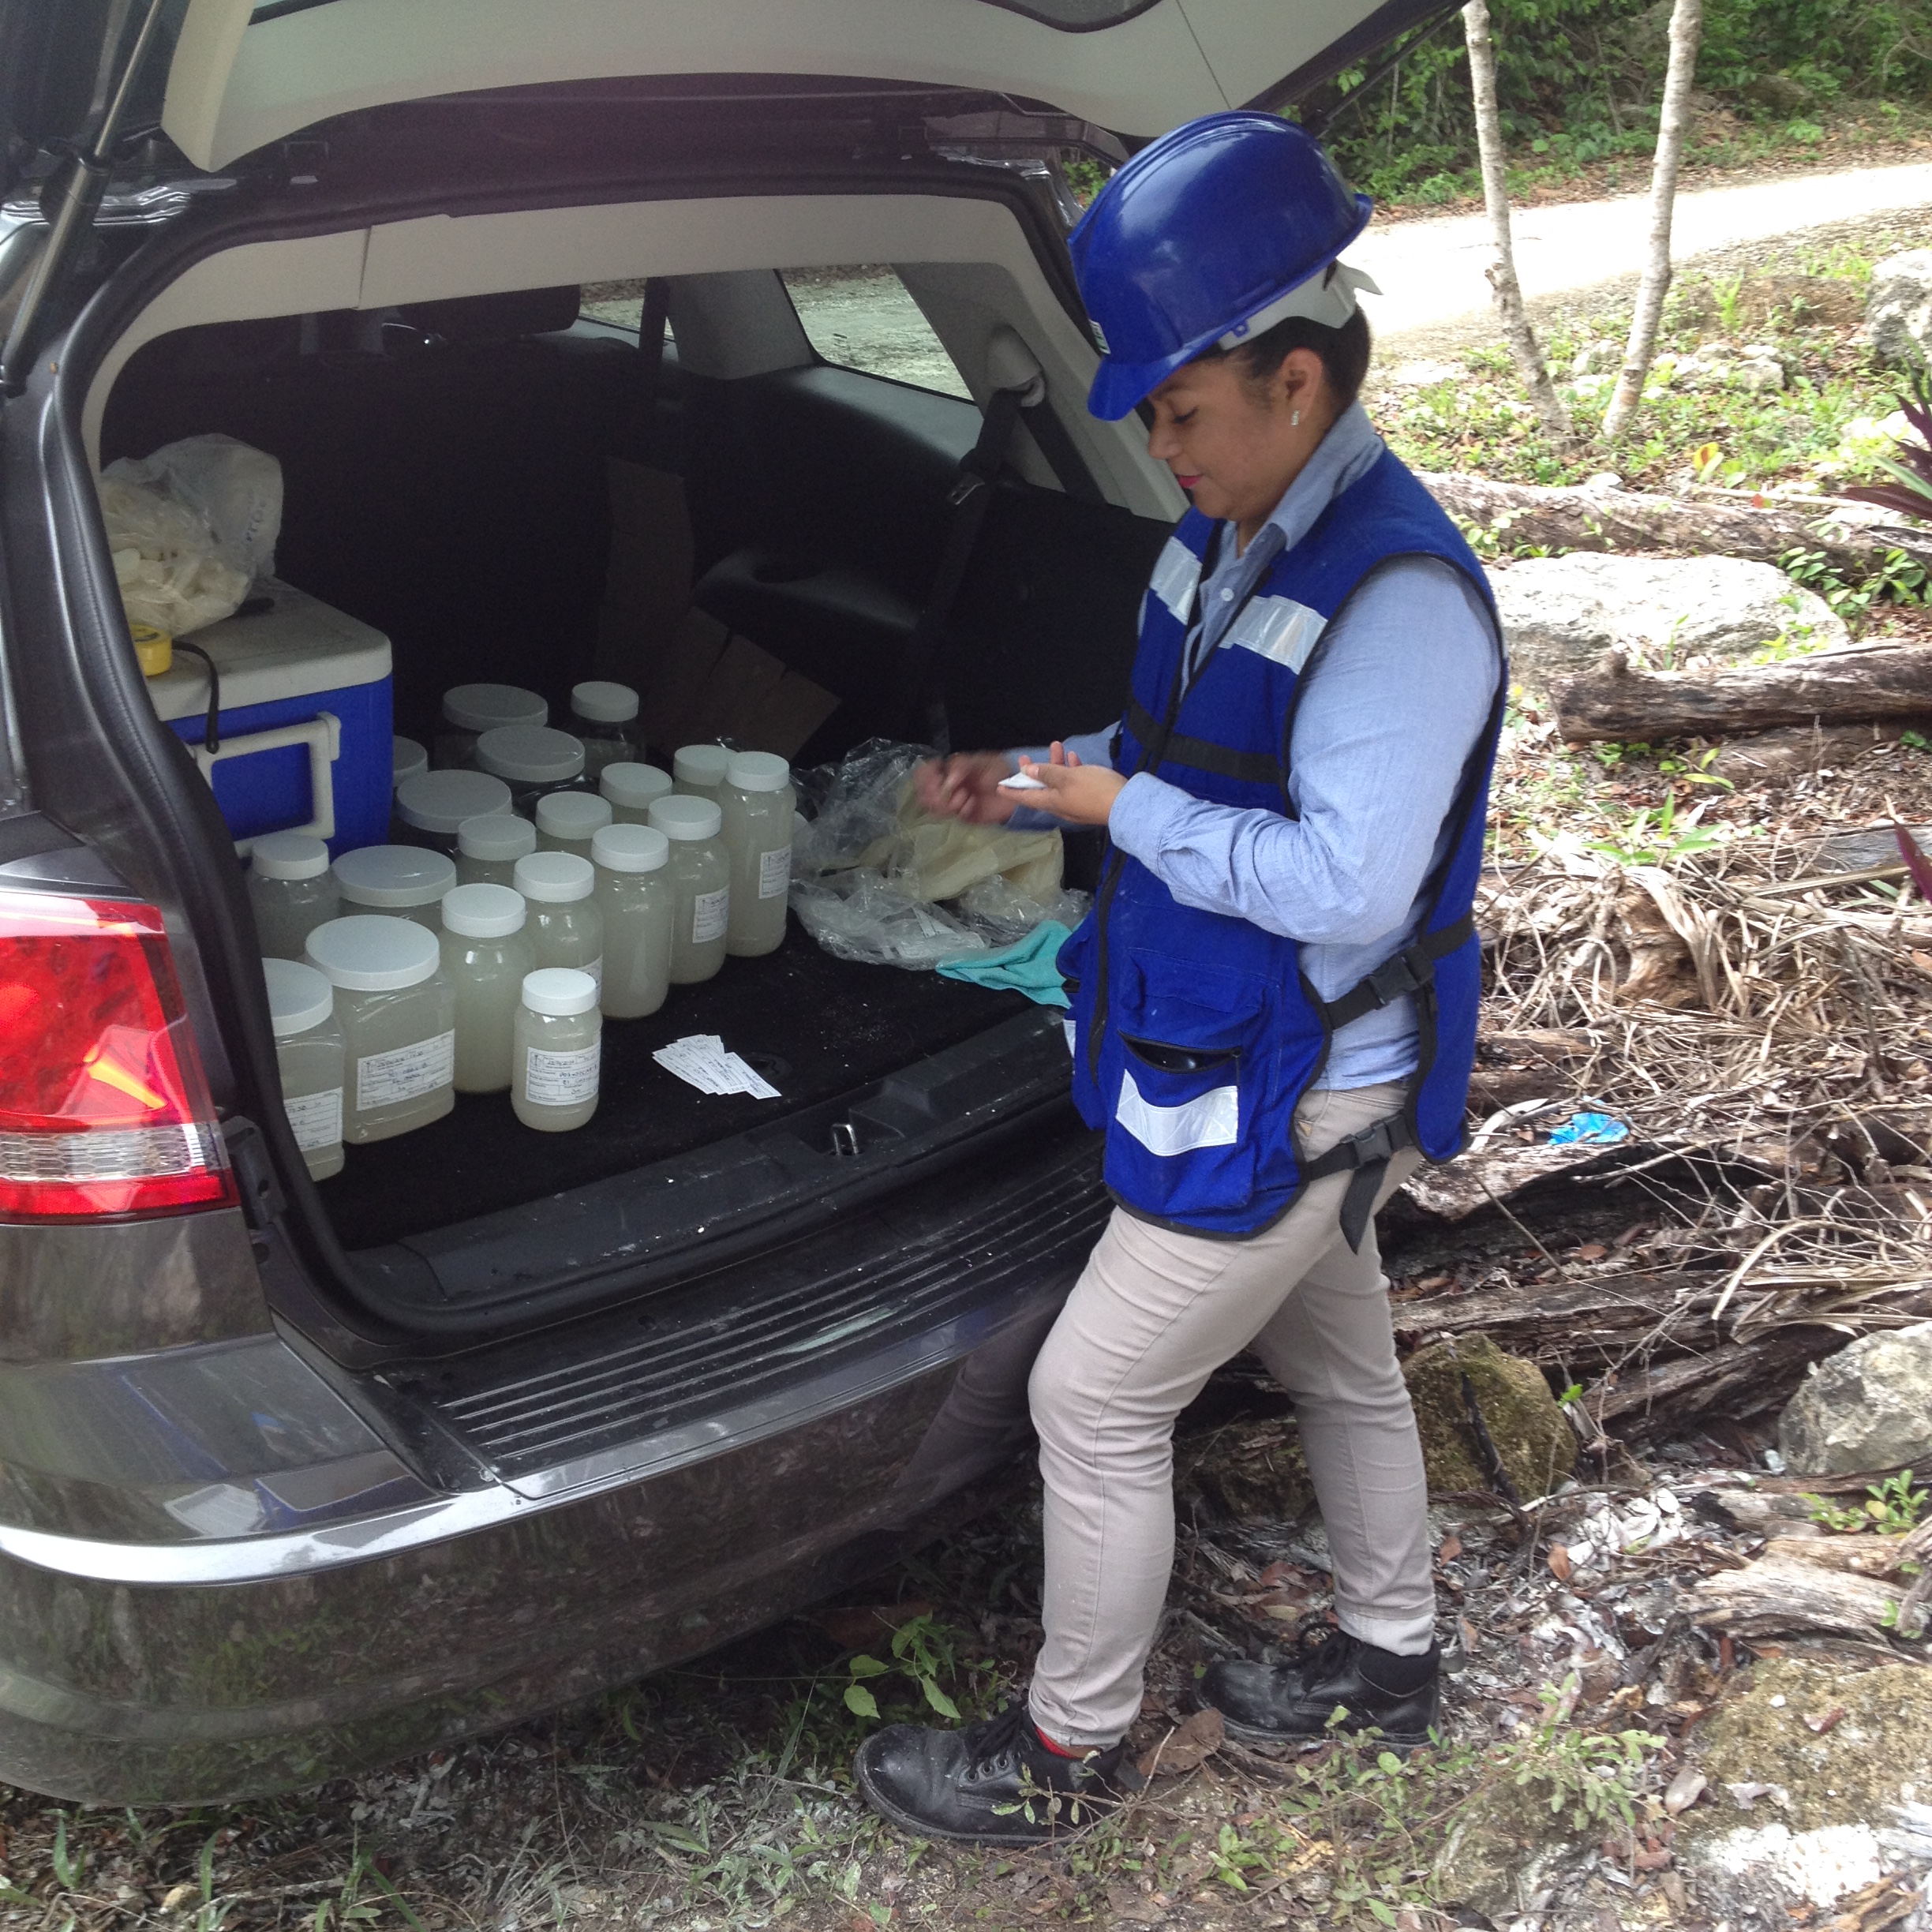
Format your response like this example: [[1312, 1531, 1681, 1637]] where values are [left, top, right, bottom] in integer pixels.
[[1600, 0, 1705, 443], [1462, 0, 1573, 447], [1555, 644, 1932, 741], [1415, 469, 1932, 575], [1690, 1552, 1917, 1642]]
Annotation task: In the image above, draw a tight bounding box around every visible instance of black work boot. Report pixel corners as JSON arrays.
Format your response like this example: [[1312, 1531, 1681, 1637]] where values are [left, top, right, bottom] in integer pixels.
[[855, 1704, 1126, 1844], [1203, 1631, 1440, 1748]]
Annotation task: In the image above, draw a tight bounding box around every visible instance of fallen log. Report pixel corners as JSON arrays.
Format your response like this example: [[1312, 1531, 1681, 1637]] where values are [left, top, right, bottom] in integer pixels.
[[1555, 644, 1932, 742], [1711, 717, 1932, 783], [1690, 1551, 1919, 1642], [1417, 470, 1932, 575]]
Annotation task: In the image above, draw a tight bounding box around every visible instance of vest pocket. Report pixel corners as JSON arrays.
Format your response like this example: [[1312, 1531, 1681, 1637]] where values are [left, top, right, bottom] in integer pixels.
[[1103, 949, 1271, 1216]]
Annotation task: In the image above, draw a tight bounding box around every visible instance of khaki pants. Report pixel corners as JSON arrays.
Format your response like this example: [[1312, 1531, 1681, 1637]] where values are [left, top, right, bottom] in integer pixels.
[[1026, 1082, 1432, 1749]]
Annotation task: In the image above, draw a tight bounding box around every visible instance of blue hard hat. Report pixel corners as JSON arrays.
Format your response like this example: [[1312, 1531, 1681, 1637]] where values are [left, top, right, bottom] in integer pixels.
[[1069, 111, 1373, 421]]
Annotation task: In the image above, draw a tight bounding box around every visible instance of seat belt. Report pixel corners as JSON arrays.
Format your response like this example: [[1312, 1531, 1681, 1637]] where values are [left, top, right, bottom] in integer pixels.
[[889, 380, 1032, 751]]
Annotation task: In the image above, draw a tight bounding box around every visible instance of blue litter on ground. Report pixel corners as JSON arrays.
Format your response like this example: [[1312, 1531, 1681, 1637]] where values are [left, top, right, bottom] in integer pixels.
[[1548, 1111, 1629, 1146]]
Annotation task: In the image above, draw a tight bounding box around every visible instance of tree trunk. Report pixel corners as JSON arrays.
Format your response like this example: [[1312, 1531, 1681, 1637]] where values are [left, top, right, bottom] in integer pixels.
[[1416, 469, 1932, 575], [1600, 0, 1705, 443], [1462, 0, 1573, 446], [1555, 644, 1932, 741]]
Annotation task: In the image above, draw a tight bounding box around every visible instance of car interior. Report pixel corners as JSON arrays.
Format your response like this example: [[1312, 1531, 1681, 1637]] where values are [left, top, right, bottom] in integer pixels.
[[92, 191, 1178, 1267]]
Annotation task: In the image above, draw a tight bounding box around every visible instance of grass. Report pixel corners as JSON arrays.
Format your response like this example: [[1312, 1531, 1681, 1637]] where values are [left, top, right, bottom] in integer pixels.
[[1372, 227, 1931, 497]]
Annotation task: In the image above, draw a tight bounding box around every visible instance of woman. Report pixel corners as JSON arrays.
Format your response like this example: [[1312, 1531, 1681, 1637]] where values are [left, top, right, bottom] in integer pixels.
[[855, 111, 1505, 1845]]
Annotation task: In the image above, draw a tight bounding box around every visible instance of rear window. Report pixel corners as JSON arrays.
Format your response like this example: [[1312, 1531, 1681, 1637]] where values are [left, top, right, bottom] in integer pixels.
[[977, 0, 1159, 21], [780, 268, 971, 401]]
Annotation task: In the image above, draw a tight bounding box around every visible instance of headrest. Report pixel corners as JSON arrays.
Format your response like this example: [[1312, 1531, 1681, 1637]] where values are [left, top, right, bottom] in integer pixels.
[[397, 286, 581, 343]]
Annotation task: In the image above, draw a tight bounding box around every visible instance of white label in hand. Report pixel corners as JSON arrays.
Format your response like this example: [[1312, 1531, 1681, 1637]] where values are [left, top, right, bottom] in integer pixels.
[[758, 845, 791, 900], [998, 770, 1047, 790], [284, 1087, 343, 1151], [357, 1031, 455, 1111], [692, 886, 729, 943], [525, 1042, 599, 1106]]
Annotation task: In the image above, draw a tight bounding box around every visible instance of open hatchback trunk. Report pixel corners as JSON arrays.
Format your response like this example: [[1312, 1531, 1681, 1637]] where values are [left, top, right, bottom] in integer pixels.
[[6, 0, 1451, 1350]]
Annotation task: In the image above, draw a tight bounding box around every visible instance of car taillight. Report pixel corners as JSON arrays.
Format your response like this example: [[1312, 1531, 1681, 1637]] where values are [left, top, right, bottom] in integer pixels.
[[0, 890, 234, 1219]]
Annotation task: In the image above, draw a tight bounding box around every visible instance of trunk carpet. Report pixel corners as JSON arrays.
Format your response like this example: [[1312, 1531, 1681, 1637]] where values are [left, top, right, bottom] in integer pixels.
[[320, 923, 1029, 1250]]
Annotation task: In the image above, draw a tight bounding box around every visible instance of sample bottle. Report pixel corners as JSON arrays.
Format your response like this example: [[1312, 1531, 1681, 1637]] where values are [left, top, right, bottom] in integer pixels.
[[719, 751, 796, 957], [393, 769, 513, 854], [601, 762, 674, 825], [439, 882, 536, 1094], [535, 789, 613, 858], [392, 736, 429, 792], [648, 794, 729, 984], [475, 724, 591, 815], [304, 915, 456, 1144], [513, 851, 605, 984], [567, 681, 641, 777], [455, 811, 537, 889], [672, 743, 729, 803], [249, 830, 341, 960], [436, 683, 546, 769], [592, 822, 673, 1020], [263, 957, 345, 1181], [512, 968, 601, 1133], [332, 844, 458, 930]]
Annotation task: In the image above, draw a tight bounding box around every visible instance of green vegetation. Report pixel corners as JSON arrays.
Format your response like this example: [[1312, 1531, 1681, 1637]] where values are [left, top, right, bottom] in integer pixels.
[[1808, 1466, 1930, 1533], [1309, 0, 1932, 206]]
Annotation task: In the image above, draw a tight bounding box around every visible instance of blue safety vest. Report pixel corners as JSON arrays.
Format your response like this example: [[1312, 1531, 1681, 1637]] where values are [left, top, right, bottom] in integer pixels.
[[1057, 447, 1505, 1241]]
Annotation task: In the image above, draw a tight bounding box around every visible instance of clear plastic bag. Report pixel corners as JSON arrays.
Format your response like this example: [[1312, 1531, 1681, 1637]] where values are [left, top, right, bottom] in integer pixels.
[[99, 434, 283, 636], [789, 738, 1091, 969]]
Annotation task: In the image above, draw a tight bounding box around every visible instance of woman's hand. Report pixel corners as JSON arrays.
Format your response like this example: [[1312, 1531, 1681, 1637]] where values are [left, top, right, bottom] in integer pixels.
[[913, 752, 1020, 823], [1013, 745, 1128, 828]]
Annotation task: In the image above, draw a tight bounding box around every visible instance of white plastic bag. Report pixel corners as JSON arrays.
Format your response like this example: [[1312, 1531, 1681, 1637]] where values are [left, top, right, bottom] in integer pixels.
[[99, 434, 283, 636]]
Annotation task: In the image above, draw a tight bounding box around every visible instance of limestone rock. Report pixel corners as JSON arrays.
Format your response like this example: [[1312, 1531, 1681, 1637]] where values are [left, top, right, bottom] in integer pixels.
[[1402, 1333, 1576, 1498], [1492, 553, 1849, 699], [1777, 1320, 1932, 1474], [1866, 249, 1932, 369], [1734, 355, 1787, 393]]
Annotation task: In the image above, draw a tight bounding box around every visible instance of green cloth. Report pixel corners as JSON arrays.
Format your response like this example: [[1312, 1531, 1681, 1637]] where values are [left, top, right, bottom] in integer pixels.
[[936, 921, 1071, 1007]]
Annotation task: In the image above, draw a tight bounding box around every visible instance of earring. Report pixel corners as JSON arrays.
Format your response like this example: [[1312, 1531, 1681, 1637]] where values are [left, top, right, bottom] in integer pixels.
[[1290, 408, 1302, 428]]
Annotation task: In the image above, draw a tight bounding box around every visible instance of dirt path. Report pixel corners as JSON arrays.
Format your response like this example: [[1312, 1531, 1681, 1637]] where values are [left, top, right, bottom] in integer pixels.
[[1357, 158, 1932, 351]]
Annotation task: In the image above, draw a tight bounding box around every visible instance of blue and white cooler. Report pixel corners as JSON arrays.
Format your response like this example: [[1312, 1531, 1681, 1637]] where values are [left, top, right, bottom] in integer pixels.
[[146, 580, 394, 857]]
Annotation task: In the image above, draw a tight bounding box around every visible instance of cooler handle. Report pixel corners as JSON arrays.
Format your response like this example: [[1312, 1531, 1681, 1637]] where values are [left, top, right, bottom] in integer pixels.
[[190, 711, 341, 856]]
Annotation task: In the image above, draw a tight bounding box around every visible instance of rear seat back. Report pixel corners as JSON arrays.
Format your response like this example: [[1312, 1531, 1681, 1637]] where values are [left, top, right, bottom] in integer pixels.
[[100, 289, 628, 743]]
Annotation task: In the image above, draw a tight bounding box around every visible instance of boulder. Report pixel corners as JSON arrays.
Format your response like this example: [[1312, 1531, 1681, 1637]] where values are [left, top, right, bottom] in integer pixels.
[[1492, 553, 1849, 700], [1777, 1320, 1932, 1474], [1866, 249, 1932, 369], [1402, 1332, 1576, 1498]]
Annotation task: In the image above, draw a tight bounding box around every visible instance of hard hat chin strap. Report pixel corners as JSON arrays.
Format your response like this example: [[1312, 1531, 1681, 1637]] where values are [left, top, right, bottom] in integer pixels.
[[1215, 260, 1382, 350]]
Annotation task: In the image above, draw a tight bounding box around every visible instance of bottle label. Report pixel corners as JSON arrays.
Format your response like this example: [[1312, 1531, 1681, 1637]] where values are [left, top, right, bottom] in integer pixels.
[[692, 886, 730, 943], [356, 1031, 455, 1111], [758, 845, 791, 900], [526, 1042, 600, 1107], [284, 1087, 343, 1152]]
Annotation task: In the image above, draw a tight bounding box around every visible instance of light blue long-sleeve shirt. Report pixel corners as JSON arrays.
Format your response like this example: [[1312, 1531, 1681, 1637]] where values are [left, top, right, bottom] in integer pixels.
[[1013, 402, 1500, 1089]]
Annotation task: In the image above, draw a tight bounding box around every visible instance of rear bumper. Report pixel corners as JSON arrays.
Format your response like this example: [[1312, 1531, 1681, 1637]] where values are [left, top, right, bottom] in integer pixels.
[[0, 1127, 1106, 1802]]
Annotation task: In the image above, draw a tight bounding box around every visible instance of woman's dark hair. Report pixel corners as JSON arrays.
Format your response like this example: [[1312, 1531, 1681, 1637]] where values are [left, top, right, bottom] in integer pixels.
[[1197, 305, 1372, 409]]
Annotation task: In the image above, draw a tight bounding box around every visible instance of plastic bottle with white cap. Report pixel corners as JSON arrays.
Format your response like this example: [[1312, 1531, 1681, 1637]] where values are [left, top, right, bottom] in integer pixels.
[[455, 811, 537, 889], [648, 794, 730, 984], [439, 882, 536, 1093], [592, 822, 673, 1020], [331, 845, 459, 931], [567, 681, 640, 777], [512, 968, 601, 1133], [392, 736, 429, 792], [475, 724, 590, 816], [249, 830, 342, 960], [303, 915, 455, 1143], [601, 762, 674, 825], [535, 789, 613, 858], [392, 768, 514, 854], [436, 683, 547, 770], [719, 751, 796, 957], [263, 957, 345, 1181], [672, 743, 729, 804], [512, 851, 605, 984]]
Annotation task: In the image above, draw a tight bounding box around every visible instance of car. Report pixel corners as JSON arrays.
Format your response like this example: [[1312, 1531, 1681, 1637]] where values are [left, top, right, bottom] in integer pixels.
[[0, 0, 1439, 1803]]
